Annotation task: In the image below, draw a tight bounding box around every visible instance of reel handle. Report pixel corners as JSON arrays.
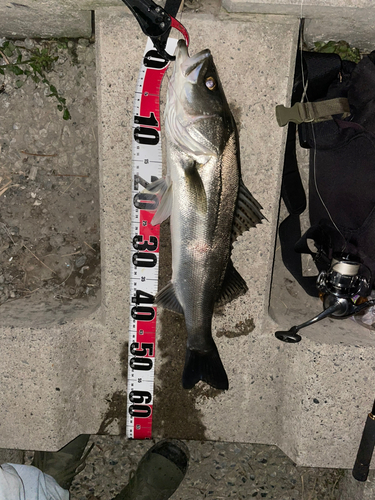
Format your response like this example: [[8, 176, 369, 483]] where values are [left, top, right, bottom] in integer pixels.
[[275, 303, 343, 343], [275, 326, 301, 343]]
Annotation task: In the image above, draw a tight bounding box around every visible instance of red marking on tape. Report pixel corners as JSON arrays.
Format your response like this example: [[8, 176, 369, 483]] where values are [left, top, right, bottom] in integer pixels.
[[140, 68, 168, 128], [137, 317, 157, 345], [133, 409, 153, 439], [139, 210, 159, 251]]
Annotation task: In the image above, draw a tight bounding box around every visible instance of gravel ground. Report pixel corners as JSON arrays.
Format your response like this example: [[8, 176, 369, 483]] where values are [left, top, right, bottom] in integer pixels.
[[67, 437, 345, 500], [0, 37, 100, 327], [0, 38, 355, 499]]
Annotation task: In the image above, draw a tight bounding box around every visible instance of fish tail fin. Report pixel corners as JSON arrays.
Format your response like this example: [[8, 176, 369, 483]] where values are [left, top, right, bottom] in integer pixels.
[[182, 346, 229, 391]]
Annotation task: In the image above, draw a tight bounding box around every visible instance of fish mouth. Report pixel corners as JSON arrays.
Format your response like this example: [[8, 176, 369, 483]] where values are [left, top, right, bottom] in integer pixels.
[[176, 39, 211, 77]]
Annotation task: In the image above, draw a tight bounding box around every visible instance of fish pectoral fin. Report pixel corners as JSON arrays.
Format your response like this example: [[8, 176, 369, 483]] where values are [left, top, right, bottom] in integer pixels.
[[231, 179, 265, 243], [154, 281, 183, 315], [182, 346, 229, 391], [184, 164, 207, 214], [215, 259, 248, 308], [151, 182, 173, 226], [144, 176, 167, 192], [140, 177, 173, 225]]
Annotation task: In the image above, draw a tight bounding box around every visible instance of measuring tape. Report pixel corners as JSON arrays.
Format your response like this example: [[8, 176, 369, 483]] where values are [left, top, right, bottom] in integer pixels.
[[126, 37, 178, 439]]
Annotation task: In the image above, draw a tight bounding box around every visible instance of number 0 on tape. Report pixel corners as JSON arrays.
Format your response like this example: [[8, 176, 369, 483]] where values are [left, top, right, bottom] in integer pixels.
[[126, 38, 178, 439]]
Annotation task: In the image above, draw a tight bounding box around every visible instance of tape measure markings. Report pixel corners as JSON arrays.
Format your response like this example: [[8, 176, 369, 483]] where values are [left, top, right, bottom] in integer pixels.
[[126, 38, 178, 439]]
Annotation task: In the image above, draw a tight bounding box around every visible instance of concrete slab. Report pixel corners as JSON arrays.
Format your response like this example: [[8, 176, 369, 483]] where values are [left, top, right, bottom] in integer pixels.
[[95, 8, 375, 470], [0, 4, 92, 39], [0, 0, 150, 38], [97, 4, 299, 452], [222, 0, 375, 51]]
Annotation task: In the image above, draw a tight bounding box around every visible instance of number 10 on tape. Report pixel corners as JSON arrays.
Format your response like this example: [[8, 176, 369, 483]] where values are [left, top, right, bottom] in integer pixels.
[[126, 38, 178, 439]]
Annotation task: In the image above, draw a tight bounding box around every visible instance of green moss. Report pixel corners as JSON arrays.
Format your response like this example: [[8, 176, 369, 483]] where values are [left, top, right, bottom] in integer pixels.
[[0, 39, 71, 120], [314, 40, 361, 64]]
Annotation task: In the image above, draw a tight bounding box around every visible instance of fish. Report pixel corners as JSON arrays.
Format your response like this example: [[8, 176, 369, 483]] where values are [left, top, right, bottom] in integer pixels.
[[144, 39, 264, 390]]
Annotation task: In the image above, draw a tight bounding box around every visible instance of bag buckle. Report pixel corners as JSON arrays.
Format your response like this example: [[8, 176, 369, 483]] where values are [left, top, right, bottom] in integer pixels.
[[275, 102, 314, 127]]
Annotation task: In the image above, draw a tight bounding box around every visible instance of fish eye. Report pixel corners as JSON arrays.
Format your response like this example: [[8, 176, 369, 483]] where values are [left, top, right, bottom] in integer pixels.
[[205, 76, 217, 91]]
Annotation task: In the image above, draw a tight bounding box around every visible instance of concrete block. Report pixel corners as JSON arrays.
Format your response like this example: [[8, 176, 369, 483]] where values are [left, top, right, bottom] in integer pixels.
[[96, 5, 300, 456], [94, 8, 375, 471], [222, 0, 375, 51], [0, 0, 156, 39], [0, 5, 155, 453], [0, 3, 92, 39]]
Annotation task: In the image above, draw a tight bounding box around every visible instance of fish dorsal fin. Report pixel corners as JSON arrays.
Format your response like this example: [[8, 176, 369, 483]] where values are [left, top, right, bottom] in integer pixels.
[[232, 180, 264, 243], [141, 177, 173, 226], [155, 281, 184, 315], [184, 163, 207, 214], [215, 259, 248, 308]]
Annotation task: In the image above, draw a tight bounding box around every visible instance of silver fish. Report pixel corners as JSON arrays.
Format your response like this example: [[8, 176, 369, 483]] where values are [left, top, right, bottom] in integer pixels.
[[145, 39, 264, 390]]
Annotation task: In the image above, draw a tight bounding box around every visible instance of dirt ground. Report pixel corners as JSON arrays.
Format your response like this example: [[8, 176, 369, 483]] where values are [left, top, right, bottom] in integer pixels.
[[0, 37, 100, 327]]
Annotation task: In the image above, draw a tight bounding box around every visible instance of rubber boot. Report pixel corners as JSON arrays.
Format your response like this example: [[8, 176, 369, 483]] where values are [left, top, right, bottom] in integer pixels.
[[113, 439, 189, 500], [31, 434, 93, 490]]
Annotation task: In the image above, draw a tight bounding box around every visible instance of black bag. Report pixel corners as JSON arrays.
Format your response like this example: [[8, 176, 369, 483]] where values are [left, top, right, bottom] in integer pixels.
[[277, 50, 375, 297]]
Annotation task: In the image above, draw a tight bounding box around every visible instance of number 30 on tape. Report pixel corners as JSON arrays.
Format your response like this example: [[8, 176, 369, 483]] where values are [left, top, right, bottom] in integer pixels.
[[126, 38, 178, 439]]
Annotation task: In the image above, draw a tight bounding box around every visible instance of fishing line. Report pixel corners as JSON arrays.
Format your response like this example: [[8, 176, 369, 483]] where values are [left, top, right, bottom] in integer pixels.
[[298, 0, 347, 249], [160, 0, 186, 126]]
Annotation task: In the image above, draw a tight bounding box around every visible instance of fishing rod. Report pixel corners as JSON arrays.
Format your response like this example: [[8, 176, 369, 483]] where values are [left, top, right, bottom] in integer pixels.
[[353, 399, 375, 481]]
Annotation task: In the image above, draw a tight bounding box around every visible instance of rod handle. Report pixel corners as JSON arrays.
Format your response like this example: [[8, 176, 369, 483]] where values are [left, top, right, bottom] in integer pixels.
[[353, 411, 375, 481]]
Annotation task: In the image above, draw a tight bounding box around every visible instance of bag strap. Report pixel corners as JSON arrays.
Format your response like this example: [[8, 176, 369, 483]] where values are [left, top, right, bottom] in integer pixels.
[[277, 50, 345, 296], [280, 51, 344, 215], [276, 97, 350, 127], [279, 215, 319, 296], [281, 122, 306, 215]]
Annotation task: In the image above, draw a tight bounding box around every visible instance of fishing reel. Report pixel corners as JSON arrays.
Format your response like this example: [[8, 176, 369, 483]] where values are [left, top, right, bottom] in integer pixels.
[[276, 254, 375, 342]]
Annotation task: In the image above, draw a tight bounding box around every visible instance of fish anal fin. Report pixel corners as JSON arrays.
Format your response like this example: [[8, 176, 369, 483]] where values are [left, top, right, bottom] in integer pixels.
[[232, 179, 264, 242], [182, 345, 229, 390], [155, 281, 183, 315], [216, 259, 248, 308]]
